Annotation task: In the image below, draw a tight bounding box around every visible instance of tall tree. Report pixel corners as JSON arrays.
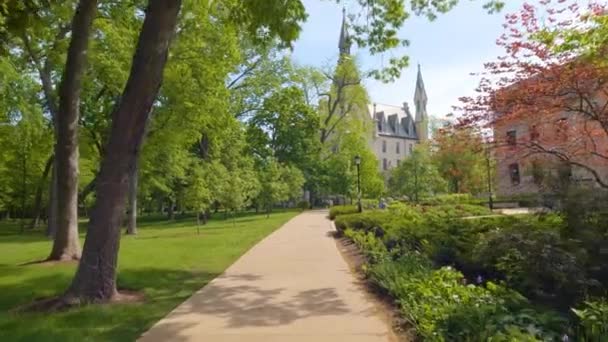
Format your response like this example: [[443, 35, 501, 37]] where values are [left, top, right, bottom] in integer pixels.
[[432, 125, 487, 194], [64, 0, 182, 303], [389, 143, 447, 201], [48, 0, 98, 261], [459, 0, 608, 189]]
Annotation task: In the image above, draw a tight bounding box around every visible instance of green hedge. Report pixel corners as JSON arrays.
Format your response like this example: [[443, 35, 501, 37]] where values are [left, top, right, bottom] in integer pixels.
[[420, 193, 485, 206], [328, 205, 358, 220]]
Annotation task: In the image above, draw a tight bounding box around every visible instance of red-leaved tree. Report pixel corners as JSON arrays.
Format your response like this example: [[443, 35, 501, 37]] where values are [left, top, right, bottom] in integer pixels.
[[459, 0, 608, 191]]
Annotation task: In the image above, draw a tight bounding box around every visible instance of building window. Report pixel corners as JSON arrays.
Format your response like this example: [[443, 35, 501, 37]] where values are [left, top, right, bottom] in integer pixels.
[[377, 120, 382, 132], [509, 163, 520, 185], [396, 141, 400, 154], [382, 140, 386, 153], [530, 125, 540, 141], [506, 130, 517, 146], [383, 158, 388, 170]]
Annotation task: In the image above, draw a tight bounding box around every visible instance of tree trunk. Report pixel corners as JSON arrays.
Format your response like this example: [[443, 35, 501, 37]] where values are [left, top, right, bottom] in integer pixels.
[[48, 0, 98, 261], [78, 176, 97, 207], [20, 144, 28, 233], [46, 161, 58, 238], [167, 199, 174, 220], [125, 159, 138, 235], [64, 0, 182, 303], [30, 154, 54, 230]]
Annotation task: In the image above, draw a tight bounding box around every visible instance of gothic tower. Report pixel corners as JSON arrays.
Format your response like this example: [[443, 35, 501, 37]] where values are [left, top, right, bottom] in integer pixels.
[[414, 64, 429, 142], [338, 8, 351, 57]]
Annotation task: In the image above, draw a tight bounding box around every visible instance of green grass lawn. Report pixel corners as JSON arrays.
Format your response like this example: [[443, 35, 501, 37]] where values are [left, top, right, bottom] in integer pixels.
[[0, 210, 299, 341]]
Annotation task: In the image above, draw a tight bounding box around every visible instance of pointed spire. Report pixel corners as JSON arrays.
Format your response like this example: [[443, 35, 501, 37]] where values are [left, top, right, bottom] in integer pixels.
[[414, 63, 428, 123], [338, 7, 351, 56]]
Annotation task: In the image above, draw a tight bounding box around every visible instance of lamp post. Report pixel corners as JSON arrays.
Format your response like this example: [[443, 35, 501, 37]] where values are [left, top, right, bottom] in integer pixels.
[[485, 144, 494, 210], [354, 155, 362, 213]]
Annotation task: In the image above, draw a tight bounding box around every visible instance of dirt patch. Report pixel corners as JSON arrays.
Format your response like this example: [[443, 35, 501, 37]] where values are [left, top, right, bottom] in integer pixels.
[[15, 288, 146, 313], [332, 231, 416, 342]]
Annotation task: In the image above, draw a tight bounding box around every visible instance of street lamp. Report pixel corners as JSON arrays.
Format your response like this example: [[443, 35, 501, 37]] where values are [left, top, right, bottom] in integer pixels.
[[354, 155, 362, 213], [485, 144, 494, 210]]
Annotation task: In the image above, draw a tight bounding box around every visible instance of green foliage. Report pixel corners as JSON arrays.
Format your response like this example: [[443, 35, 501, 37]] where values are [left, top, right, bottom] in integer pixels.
[[420, 193, 484, 206], [256, 159, 305, 213], [572, 299, 608, 340], [389, 143, 447, 201], [366, 255, 564, 341], [473, 226, 589, 306], [328, 205, 358, 220], [247, 85, 320, 169], [296, 200, 309, 211], [337, 202, 603, 339]]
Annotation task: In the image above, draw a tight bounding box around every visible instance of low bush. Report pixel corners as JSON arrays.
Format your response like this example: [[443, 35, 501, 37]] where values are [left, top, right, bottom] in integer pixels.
[[334, 211, 393, 235], [366, 253, 566, 341], [420, 193, 485, 206], [473, 226, 589, 307], [339, 202, 595, 340], [297, 200, 310, 210], [421, 203, 492, 218], [328, 205, 358, 220], [573, 298, 608, 340]]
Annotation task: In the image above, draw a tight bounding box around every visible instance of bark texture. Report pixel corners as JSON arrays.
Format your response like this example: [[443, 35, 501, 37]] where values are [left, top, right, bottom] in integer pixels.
[[30, 154, 54, 230], [48, 0, 98, 261], [46, 161, 58, 238], [125, 160, 138, 235], [65, 0, 182, 303]]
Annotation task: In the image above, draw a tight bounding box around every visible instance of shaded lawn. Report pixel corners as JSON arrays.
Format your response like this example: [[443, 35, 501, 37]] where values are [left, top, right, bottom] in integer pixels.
[[0, 210, 299, 341]]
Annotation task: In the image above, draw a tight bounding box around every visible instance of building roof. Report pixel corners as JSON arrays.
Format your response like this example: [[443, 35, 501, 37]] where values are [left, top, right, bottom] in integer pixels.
[[369, 103, 418, 139]]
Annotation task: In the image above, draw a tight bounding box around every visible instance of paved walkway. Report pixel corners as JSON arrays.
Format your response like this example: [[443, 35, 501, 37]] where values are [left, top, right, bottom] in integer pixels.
[[139, 210, 393, 342]]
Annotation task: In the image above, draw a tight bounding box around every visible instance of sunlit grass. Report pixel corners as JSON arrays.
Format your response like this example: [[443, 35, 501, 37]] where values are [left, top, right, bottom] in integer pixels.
[[0, 210, 299, 341]]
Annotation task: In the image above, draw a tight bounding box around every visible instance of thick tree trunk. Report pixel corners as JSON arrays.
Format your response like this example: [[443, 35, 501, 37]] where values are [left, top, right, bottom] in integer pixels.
[[30, 154, 54, 230], [125, 160, 138, 235], [48, 0, 98, 261], [64, 0, 182, 303], [46, 161, 58, 238]]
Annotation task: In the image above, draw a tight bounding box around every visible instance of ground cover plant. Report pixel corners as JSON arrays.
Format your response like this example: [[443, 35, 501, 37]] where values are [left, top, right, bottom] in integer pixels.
[[332, 201, 608, 340]]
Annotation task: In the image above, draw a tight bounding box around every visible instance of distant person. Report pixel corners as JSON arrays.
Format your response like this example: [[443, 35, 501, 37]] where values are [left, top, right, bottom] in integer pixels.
[[379, 199, 386, 209]]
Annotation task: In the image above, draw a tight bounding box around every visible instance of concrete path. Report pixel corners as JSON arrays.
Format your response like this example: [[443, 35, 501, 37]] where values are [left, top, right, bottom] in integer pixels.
[[139, 210, 393, 342]]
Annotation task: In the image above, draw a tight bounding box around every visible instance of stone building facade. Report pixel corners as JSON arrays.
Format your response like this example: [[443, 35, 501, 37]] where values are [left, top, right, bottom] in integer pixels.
[[337, 10, 429, 174]]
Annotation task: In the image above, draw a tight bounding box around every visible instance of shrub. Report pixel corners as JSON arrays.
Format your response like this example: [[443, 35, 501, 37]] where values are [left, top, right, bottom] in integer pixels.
[[473, 225, 588, 306], [367, 255, 565, 341], [420, 193, 485, 206], [344, 229, 390, 263], [421, 203, 492, 218], [297, 200, 310, 211], [328, 205, 358, 220], [573, 298, 608, 340]]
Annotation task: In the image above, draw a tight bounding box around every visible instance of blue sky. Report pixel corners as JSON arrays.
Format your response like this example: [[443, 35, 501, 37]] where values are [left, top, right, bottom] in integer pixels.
[[291, 0, 529, 119]]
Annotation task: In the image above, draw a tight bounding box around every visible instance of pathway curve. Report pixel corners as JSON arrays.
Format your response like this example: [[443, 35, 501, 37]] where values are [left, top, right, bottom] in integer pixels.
[[139, 210, 393, 342]]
